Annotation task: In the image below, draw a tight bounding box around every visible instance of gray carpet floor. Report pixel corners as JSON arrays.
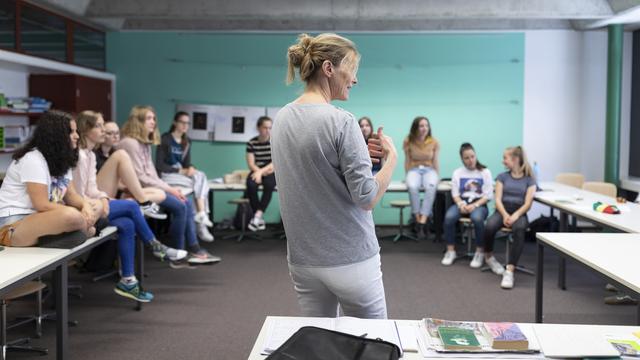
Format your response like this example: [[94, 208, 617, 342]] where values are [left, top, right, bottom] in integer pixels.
[[5, 227, 636, 359]]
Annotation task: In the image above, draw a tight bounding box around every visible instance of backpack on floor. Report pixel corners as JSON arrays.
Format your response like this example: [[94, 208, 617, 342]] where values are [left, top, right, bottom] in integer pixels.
[[526, 215, 560, 242]]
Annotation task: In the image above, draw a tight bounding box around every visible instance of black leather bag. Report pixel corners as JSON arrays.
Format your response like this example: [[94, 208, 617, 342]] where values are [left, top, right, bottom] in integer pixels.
[[266, 326, 401, 360]]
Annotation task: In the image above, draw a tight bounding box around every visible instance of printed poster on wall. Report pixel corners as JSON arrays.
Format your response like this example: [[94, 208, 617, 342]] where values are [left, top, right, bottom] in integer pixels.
[[175, 103, 216, 141], [212, 106, 265, 142]]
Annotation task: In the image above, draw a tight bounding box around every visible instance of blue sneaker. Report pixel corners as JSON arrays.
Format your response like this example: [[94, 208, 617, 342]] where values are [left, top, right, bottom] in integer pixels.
[[114, 281, 154, 302]]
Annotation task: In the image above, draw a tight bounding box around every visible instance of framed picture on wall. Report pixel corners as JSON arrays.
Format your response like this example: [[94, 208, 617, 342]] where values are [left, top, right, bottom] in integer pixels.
[[175, 104, 215, 141], [213, 106, 265, 142]]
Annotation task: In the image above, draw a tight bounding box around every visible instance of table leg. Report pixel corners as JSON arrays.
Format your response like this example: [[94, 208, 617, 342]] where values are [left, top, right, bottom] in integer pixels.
[[558, 211, 567, 290], [536, 242, 544, 323], [54, 263, 68, 360], [208, 189, 215, 225]]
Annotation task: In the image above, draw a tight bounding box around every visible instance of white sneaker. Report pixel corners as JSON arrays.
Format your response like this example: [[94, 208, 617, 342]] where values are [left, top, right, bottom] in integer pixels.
[[501, 270, 514, 289], [257, 218, 266, 231], [247, 217, 260, 232], [197, 224, 214, 242], [441, 250, 457, 266], [470, 251, 484, 268], [194, 211, 214, 227], [486, 256, 505, 275]]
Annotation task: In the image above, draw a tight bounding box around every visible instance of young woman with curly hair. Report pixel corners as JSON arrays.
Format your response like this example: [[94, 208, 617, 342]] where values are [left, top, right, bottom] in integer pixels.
[[0, 110, 99, 247]]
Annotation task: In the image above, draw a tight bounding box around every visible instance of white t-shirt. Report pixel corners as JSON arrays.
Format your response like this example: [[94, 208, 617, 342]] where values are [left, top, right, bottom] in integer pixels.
[[450, 166, 494, 204], [0, 149, 73, 217]]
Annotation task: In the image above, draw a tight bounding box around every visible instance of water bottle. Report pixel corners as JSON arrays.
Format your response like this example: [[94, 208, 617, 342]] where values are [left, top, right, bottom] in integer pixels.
[[533, 161, 540, 181]]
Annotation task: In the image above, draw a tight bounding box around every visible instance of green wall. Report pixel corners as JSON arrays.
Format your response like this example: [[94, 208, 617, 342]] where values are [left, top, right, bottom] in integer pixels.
[[106, 32, 524, 224]]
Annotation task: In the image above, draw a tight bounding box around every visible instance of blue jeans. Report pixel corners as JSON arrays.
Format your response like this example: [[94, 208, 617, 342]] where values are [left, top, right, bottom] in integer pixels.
[[108, 200, 155, 277], [443, 204, 488, 247], [160, 193, 198, 251], [406, 166, 439, 216]]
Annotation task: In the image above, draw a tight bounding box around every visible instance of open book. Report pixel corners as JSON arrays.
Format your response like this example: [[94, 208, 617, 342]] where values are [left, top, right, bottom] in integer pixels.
[[261, 317, 402, 355]]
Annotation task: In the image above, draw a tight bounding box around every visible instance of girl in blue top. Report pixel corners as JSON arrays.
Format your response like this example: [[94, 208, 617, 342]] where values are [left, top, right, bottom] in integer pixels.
[[483, 146, 537, 289]]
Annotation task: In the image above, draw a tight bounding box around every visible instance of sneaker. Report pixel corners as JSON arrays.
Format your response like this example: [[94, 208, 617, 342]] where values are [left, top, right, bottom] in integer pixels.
[[247, 217, 260, 232], [501, 270, 514, 289], [150, 240, 188, 261], [194, 211, 214, 227], [187, 249, 222, 265], [257, 218, 266, 231], [169, 258, 196, 269], [470, 251, 484, 268], [197, 224, 214, 242], [114, 281, 154, 302], [604, 294, 638, 305], [441, 250, 457, 266], [140, 202, 167, 220], [486, 256, 505, 275], [416, 223, 426, 240], [604, 283, 618, 292]]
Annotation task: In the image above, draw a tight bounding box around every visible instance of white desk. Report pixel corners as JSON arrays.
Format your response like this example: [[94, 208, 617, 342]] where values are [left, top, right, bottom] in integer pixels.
[[248, 316, 640, 359], [535, 232, 640, 325], [0, 226, 117, 360], [535, 182, 640, 234]]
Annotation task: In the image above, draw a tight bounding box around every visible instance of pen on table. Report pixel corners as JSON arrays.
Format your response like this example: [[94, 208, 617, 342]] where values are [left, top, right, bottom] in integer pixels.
[[359, 333, 368, 337]]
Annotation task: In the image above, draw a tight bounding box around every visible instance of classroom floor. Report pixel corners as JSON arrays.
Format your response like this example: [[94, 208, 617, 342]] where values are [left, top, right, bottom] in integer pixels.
[[6, 227, 636, 360]]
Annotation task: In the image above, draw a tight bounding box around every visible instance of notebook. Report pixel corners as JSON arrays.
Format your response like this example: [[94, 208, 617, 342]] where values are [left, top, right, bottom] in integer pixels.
[[534, 325, 619, 358]]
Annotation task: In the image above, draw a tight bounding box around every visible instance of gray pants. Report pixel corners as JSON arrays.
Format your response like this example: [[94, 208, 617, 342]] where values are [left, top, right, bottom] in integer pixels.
[[161, 170, 210, 213], [288, 254, 387, 319]]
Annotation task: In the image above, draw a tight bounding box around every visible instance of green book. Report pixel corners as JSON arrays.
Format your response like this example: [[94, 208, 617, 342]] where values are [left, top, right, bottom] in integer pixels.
[[438, 326, 481, 351]]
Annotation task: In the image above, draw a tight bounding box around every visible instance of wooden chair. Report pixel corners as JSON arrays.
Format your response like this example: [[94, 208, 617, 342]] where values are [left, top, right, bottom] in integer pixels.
[[555, 173, 585, 188], [1, 281, 48, 359], [582, 181, 617, 197]]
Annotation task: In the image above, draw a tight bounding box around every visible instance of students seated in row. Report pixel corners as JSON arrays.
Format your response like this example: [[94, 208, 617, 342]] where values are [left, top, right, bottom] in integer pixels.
[[0, 110, 98, 247], [484, 146, 536, 289], [403, 116, 440, 239], [441, 143, 493, 267], [358, 116, 381, 173], [156, 111, 214, 241], [87, 120, 166, 219], [118, 105, 220, 266], [74, 111, 188, 302], [245, 116, 276, 231]]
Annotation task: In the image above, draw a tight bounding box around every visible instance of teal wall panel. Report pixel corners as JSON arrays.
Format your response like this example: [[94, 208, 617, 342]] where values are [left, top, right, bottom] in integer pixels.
[[107, 32, 524, 224]]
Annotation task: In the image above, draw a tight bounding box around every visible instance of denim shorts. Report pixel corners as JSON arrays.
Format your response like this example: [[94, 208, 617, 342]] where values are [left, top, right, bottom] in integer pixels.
[[0, 214, 28, 246], [0, 214, 28, 227]]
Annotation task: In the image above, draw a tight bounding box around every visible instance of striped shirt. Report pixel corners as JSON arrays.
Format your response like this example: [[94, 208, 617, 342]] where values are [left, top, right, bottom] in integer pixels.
[[246, 136, 272, 168]]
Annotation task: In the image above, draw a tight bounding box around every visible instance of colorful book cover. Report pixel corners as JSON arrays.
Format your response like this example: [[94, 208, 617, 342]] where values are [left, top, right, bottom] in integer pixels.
[[608, 338, 640, 356], [437, 327, 481, 351], [483, 322, 529, 350]]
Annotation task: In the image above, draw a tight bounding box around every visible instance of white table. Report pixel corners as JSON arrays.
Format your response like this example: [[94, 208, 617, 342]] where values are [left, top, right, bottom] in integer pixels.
[[535, 182, 640, 234], [534, 182, 640, 290], [248, 316, 640, 359], [535, 232, 640, 325], [0, 226, 117, 360]]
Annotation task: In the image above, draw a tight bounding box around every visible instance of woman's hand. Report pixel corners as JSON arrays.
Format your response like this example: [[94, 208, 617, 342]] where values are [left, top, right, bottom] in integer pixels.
[[101, 198, 110, 218], [368, 127, 397, 163], [186, 166, 196, 177], [251, 170, 263, 184], [168, 187, 187, 202]]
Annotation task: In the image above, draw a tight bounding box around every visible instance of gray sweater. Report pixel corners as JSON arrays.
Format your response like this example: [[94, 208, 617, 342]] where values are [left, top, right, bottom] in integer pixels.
[[272, 103, 380, 267]]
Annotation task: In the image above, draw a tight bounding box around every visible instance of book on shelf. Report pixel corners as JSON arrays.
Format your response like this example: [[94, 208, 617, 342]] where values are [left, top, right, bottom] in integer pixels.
[[422, 318, 540, 354], [482, 322, 529, 350]]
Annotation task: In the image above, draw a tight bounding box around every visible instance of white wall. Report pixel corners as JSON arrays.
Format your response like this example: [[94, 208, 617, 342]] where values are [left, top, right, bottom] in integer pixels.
[[524, 30, 632, 183], [0, 66, 29, 171], [523, 30, 633, 218]]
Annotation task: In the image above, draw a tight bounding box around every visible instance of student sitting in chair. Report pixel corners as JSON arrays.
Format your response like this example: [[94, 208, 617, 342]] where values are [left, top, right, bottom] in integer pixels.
[[74, 111, 188, 302], [441, 143, 493, 268], [93, 120, 166, 218], [245, 116, 276, 232], [483, 146, 536, 289], [403, 116, 440, 240], [118, 105, 220, 266], [0, 110, 98, 247], [156, 111, 214, 242]]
